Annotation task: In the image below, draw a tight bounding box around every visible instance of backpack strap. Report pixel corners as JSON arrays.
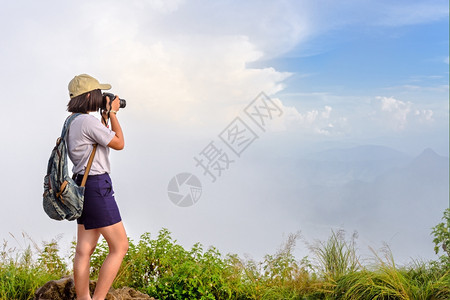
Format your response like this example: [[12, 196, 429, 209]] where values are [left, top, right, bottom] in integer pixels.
[[61, 113, 81, 140], [60, 113, 98, 187]]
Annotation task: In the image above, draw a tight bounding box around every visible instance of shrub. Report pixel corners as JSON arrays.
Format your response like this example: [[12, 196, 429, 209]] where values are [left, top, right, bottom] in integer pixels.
[[431, 208, 450, 267], [114, 228, 242, 299], [2, 209, 450, 300], [0, 236, 67, 300]]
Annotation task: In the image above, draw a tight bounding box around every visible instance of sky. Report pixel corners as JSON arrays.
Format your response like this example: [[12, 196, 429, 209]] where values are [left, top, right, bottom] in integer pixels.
[[0, 0, 448, 265]]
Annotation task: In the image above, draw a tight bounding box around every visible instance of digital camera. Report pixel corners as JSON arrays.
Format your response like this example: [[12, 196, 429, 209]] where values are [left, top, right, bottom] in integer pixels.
[[102, 92, 126, 109]]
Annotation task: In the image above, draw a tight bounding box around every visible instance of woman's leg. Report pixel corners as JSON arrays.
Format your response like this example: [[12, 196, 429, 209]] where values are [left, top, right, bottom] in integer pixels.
[[74, 224, 101, 300], [92, 221, 129, 300]]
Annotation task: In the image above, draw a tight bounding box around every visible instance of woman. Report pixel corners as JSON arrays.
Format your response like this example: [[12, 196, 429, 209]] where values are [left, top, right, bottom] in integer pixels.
[[66, 74, 129, 300]]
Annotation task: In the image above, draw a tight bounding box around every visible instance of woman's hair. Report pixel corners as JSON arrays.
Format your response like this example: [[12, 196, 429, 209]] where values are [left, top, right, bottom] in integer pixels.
[[67, 89, 103, 113]]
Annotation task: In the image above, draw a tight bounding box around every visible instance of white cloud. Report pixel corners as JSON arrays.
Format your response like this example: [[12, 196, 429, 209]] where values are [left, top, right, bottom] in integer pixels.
[[141, 0, 185, 13], [267, 99, 349, 136], [374, 96, 434, 131], [414, 109, 434, 122], [92, 0, 312, 59], [321, 106, 332, 119], [102, 35, 291, 133], [0, 0, 302, 138]]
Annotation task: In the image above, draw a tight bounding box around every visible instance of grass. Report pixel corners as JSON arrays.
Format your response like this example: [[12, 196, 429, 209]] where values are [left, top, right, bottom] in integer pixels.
[[0, 228, 448, 300], [0, 234, 67, 300]]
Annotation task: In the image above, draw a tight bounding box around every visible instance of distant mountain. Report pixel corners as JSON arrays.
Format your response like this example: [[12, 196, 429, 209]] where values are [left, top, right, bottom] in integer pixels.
[[290, 147, 449, 262], [404, 148, 449, 184], [241, 144, 448, 262], [372, 148, 449, 216], [295, 145, 412, 187], [305, 145, 410, 162]]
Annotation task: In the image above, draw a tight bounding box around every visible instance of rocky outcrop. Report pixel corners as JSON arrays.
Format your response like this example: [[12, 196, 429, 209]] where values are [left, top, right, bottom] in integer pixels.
[[107, 287, 155, 300], [34, 276, 156, 300]]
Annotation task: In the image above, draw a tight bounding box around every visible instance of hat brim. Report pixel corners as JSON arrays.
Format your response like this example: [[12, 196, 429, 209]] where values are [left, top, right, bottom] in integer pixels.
[[99, 83, 112, 90]]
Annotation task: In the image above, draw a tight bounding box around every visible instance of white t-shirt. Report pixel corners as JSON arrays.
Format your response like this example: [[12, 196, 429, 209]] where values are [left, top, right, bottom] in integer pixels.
[[66, 114, 116, 175]]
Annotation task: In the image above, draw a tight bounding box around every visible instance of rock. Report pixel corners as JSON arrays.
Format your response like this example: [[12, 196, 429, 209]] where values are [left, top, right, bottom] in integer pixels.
[[35, 276, 156, 300], [34, 277, 79, 300], [107, 287, 154, 300]]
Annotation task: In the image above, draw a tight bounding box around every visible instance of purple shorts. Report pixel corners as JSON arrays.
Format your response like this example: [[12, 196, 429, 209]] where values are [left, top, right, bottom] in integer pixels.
[[75, 173, 122, 230]]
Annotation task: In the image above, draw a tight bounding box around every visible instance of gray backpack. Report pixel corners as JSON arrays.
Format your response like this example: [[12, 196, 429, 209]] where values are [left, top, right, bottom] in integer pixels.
[[43, 114, 97, 221]]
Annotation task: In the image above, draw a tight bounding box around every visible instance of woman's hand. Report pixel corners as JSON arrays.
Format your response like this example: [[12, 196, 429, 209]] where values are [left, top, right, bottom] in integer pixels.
[[105, 95, 121, 112], [102, 95, 121, 126], [110, 95, 121, 112]]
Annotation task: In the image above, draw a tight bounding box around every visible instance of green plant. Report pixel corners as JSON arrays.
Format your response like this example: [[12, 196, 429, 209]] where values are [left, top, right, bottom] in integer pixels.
[[431, 208, 450, 266], [2, 223, 450, 300], [113, 228, 243, 299], [337, 248, 450, 300], [37, 239, 67, 276], [309, 230, 360, 281], [0, 237, 64, 300], [260, 232, 313, 299]]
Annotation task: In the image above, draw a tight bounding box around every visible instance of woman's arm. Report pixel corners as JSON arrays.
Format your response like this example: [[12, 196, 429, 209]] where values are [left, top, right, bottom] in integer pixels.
[[106, 96, 125, 150]]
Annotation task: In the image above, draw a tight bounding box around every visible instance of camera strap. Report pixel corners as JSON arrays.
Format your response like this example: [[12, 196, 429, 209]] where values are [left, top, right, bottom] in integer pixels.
[[100, 108, 110, 128], [80, 144, 98, 187], [71, 144, 98, 186]]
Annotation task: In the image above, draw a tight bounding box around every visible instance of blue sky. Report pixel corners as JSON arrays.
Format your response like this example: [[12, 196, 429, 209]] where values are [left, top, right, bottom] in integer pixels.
[[0, 0, 448, 264], [263, 5, 449, 155], [276, 20, 448, 93]]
